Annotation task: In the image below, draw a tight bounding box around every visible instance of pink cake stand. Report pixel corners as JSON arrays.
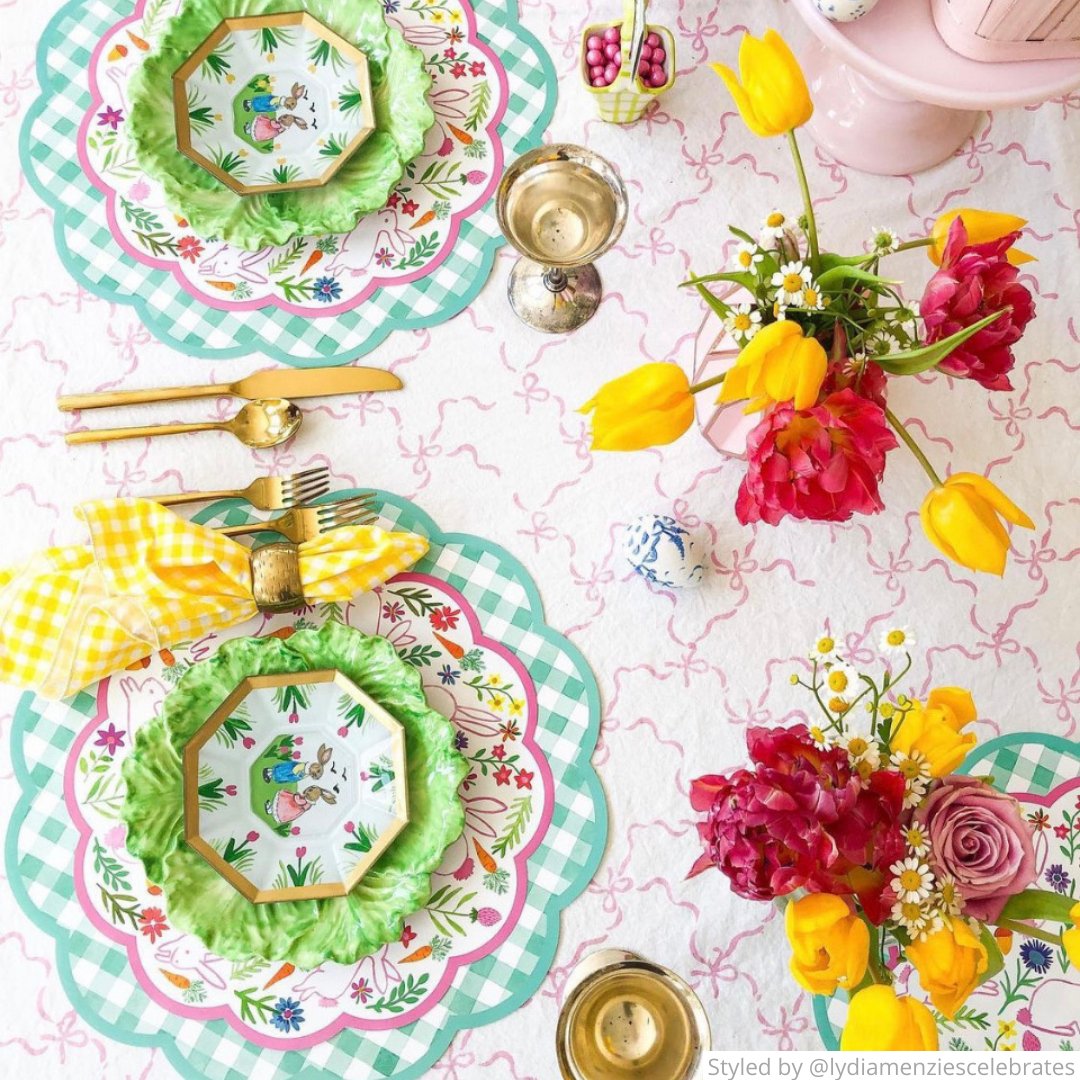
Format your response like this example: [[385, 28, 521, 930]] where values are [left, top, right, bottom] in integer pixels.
[[790, 0, 1080, 175]]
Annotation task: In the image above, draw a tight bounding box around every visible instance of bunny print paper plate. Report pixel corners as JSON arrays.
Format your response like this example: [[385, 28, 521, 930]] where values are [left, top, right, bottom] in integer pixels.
[[121, 625, 469, 968], [173, 13, 378, 195], [182, 670, 410, 903]]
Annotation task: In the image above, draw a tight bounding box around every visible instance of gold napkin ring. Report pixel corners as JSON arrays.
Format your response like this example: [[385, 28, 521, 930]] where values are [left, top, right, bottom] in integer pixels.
[[250, 542, 306, 614]]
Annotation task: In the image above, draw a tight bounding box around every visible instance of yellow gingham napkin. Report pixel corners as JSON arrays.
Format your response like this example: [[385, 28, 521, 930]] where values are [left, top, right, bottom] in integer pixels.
[[0, 499, 428, 700]]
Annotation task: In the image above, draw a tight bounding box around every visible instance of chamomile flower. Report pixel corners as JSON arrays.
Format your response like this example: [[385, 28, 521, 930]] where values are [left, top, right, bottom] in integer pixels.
[[823, 661, 860, 704], [891, 898, 940, 940], [759, 210, 791, 243], [732, 242, 764, 273], [842, 733, 880, 771], [868, 227, 900, 256], [904, 823, 930, 857], [880, 625, 915, 655], [891, 749, 932, 808], [891, 856, 935, 903], [797, 284, 824, 311], [810, 632, 838, 662], [934, 873, 964, 917], [724, 303, 762, 344], [809, 725, 828, 748], [771, 261, 813, 306], [772, 301, 788, 321]]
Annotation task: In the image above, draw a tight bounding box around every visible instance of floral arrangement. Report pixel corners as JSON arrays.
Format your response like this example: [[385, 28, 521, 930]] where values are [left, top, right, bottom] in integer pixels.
[[579, 29, 1038, 576], [688, 626, 1080, 1050]]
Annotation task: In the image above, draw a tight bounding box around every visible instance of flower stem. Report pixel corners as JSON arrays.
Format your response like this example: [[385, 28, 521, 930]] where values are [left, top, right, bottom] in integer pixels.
[[884, 407, 943, 487], [995, 920, 1064, 948], [893, 238, 935, 255], [688, 371, 727, 395], [787, 130, 820, 273]]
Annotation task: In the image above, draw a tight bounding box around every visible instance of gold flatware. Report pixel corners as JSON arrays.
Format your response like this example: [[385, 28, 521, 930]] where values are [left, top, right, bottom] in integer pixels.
[[217, 494, 377, 543], [144, 466, 330, 510], [65, 399, 302, 449], [57, 367, 403, 412]]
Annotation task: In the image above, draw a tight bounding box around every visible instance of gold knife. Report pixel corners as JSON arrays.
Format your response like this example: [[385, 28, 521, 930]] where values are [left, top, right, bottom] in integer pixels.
[[57, 366, 403, 411]]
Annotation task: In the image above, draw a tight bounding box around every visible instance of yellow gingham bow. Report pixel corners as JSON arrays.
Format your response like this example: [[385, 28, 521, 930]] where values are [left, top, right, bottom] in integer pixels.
[[0, 499, 429, 700]]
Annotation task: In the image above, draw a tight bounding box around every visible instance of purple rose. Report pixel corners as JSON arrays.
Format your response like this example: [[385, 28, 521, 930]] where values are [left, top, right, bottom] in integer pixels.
[[917, 775, 1036, 922]]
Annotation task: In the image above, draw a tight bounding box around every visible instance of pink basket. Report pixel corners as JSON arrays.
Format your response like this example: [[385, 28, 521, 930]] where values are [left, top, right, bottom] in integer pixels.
[[932, 0, 1080, 61]]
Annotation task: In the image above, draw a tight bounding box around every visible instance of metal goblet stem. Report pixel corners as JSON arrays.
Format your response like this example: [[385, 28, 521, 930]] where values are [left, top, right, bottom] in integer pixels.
[[497, 144, 628, 334]]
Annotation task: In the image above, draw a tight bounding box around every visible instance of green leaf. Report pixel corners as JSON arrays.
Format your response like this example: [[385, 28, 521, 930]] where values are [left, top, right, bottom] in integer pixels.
[[999, 889, 1076, 925], [873, 310, 1006, 375], [728, 225, 756, 245], [818, 252, 875, 270], [816, 265, 897, 290], [681, 270, 756, 291], [692, 282, 732, 322], [978, 925, 1005, 983]]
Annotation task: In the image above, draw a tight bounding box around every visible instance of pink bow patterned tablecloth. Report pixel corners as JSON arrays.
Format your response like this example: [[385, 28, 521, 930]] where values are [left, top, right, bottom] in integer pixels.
[[1, 0, 1079, 1074]]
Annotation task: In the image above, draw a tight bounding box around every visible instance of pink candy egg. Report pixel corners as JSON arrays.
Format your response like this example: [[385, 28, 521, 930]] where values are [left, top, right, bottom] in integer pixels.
[[590, 64, 605, 79], [649, 63, 666, 86], [591, 76, 607, 87], [651, 46, 666, 65], [603, 63, 618, 82], [637, 58, 651, 76], [603, 25, 620, 43], [603, 41, 620, 60], [587, 34, 602, 50], [646, 31, 661, 47], [640, 43, 653, 62], [586, 48, 603, 65]]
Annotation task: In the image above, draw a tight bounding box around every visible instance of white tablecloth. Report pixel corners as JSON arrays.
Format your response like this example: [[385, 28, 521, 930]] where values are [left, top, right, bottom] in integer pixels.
[[1, 0, 1077, 1074]]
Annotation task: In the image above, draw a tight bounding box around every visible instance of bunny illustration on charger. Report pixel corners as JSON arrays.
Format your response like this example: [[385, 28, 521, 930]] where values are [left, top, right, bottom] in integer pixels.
[[244, 82, 308, 114], [263, 743, 333, 785], [246, 113, 308, 143], [266, 785, 336, 825]]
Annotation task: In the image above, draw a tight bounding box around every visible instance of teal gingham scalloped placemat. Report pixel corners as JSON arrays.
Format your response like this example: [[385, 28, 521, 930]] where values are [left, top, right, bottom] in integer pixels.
[[814, 734, 1080, 1052], [5, 493, 607, 1079], [19, 0, 556, 366]]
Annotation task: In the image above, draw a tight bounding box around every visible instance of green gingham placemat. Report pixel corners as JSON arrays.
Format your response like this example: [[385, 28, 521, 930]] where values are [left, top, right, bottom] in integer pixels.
[[814, 735, 1080, 1052], [5, 493, 606, 1079], [19, 0, 556, 365]]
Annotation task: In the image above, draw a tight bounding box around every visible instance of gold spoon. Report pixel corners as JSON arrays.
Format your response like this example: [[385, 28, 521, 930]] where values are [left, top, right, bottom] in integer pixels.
[[65, 398, 303, 449]]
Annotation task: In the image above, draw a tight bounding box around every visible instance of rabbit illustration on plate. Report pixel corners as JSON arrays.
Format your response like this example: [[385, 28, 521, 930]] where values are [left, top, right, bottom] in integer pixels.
[[244, 82, 308, 114], [263, 743, 332, 785], [266, 784, 336, 824], [246, 113, 308, 143]]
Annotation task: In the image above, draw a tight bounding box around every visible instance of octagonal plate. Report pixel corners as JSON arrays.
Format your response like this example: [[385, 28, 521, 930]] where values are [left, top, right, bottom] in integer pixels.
[[172, 12, 377, 195], [182, 670, 408, 903]]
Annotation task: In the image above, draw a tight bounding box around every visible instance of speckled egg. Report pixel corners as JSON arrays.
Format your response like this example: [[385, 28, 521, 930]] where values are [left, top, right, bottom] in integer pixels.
[[623, 515, 705, 590], [812, 0, 880, 21]]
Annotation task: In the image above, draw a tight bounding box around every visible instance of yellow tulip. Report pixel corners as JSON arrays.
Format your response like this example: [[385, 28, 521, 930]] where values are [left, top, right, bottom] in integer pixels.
[[906, 918, 989, 1019], [711, 30, 813, 138], [929, 209, 1034, 267], [1064, 902, 1080, 968], [579, 363, 694, 451], [890, 687, 977, 777], [785, 894, 869, 996], [920, 473, 1034, 577], [840, 986, 940, 1051], [718, 320, 827, 414]]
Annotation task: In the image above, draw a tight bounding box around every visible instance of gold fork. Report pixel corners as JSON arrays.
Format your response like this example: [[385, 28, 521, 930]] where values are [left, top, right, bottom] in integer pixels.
[[217, 494, 378, 543], [146, 467, 330, 511]]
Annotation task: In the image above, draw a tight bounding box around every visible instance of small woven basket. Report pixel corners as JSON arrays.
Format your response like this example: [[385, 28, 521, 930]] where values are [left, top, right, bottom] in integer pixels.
[[932, 0, 1080, 61]]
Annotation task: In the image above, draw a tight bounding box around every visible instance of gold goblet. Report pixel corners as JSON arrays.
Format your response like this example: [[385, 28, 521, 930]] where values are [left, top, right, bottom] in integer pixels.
[[496, 144, 628, 334], [555, 948, 711, 1080]]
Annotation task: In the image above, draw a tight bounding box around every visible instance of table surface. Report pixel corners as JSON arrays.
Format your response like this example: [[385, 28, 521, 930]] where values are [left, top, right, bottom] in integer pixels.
[[792, 0, 1080, 109], [1, 0, 1078, 1075]]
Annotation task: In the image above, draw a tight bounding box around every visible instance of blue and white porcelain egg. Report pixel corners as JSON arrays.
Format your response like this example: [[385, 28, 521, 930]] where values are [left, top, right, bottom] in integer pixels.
[[812, 0, 880, 22], [623, 515, 705, 590]]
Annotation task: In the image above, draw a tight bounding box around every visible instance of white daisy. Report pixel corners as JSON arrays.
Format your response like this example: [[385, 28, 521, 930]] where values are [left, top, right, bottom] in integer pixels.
[[891, 856, 935, 903], [772, 301, 788, 322], [771, 261, 813, 306], [724, 303, 762, 344], [759, 210, 790, 244], [868, 227, 900, 255], [934, 873, 964, 917], [797, 284, 825, 311], [891, 898, 939, 939], [880, 625, 916, 655], [809, 725, 829, 748], [809, 631, 838, 662], [842, 733, 880, 770], [732, 242, 764, 274], [903, 822, 930, 857], [891, 749, 932, 808], [823, 661, 860, 704]]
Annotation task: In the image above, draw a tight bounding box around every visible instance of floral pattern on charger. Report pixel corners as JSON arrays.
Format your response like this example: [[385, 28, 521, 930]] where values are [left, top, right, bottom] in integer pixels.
[[82, 0, 506, 312], [67, 573, 553, 1044]]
